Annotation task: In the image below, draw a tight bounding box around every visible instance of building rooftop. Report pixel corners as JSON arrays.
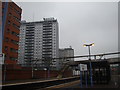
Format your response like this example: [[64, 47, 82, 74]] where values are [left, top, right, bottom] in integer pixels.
[[21, 18, 57, 24], [59, 48, 74, 50]]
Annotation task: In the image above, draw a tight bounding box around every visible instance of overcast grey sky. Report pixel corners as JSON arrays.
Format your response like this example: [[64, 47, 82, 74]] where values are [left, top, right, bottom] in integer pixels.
[[15, 2, 118, 56]]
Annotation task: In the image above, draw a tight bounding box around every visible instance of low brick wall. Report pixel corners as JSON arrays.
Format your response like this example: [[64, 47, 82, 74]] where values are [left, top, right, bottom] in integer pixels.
[[2, 69, 59, 81], [2, 65, 73, 81]]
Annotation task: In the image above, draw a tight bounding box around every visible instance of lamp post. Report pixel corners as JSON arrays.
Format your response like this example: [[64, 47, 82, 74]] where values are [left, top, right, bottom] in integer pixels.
[[83, 43, 94, 87], [32, 62, 34, 78], [44, 68, 47, 79]]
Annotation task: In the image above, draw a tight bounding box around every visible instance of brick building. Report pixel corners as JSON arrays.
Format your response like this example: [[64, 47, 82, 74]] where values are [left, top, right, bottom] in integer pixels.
[[2, 2, 22, 64]]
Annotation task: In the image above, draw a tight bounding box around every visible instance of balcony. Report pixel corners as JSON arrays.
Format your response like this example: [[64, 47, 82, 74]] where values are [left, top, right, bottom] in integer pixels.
[[25, 48, 34, 50], [26, 32, 34, 34], [24, 50, 34, 51], [43, 52, 52, 54], [42, 53, 52, 56], [42, 55, 52, 58], [24, 55, 34, 57], [26, 29, 34, 31], [43, 38, 52, 41], [25, 42, 34, 44], [24, 52, 34, 55], [25, 40, 34, 42], [43, 35, 52, 37], [43, 30, 52, 33], [43, 25, 52, 27], [25, 34, 34, 36], [43, 44, 52, 46], [42, 47, 52, 50], [43, 27, 52, 30], [43, 32, 52, 35], [43, 36, 53, 39], [25, 44, 34, 46], [43, 41, 52, 43], [42, 49, 52, 52], [26, 25, 34, 27]]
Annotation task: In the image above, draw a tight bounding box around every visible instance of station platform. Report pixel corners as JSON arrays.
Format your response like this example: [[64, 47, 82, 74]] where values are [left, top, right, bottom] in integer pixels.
[[3, 78, 55, 85]]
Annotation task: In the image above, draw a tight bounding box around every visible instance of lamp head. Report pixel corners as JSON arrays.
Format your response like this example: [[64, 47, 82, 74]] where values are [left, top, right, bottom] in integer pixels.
[[83, 43, 95, 47], [91, 43, 95, 46], [83, 44, 86, 47]]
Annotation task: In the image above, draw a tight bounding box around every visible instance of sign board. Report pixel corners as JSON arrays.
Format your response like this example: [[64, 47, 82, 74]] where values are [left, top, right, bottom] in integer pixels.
[[0, 53, 4, 64], [79, 64, 87, 71]]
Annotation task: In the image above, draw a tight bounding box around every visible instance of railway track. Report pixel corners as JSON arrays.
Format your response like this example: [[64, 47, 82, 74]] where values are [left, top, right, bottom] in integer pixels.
[[42, 80, 80, 89], [2, 76, 80, 90]]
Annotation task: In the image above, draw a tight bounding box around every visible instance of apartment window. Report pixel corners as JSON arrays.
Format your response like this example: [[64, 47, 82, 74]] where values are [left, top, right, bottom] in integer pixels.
[[11, 31, 18, 37], [10, 57, 17, 60], [14, 8, 21, 15], [5, 37, 9, 42], [11, 39, 18, 45], [2, 8, 4, 14], [13, 16, 20, 22], [11, 31, 14, 35], [6, 29, 10, 33], [9, 3, 13, 9], [4, 46, 8, 51], [8, 21, 11, 25], [13, 23, 20, 29], [8, 13, 12, 16], [10, 48, 18, 53]]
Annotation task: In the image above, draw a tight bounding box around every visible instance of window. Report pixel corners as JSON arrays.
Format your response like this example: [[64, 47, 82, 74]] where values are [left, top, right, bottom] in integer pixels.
[[11, 31, 18, 37], [4, 46, 8, 51], [13, 16, 20, 22], [9, 3, 13, 9], [6, 29, 10, 33], [10, 48, 18, 53], [5, 37, 9, 42], [10, 57, 17, 60], [11, 39, 18, 45], [8, 13, 12, 16], [14, 8, 21, 15], [13, 23, 20, 29], [8, 21, 11, 25]]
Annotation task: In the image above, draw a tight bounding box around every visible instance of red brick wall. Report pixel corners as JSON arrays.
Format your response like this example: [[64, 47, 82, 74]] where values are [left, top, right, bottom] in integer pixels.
[[2, 69, 59, 81], [33, 70, 58, 79], [63, 70, 73, 77], [6, 70, 32, 80], [2, 69, 73, 81], [2, 64, 73, 81]]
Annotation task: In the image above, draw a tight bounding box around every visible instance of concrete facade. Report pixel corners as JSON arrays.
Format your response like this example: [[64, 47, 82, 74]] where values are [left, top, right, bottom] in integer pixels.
[[59, 47, 74, 69], [18, 18, 59, 70]]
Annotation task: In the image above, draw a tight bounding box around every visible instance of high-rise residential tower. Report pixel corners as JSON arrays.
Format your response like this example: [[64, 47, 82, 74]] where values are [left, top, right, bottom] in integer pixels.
[[2, 2, 22, 64], [18, 18, 59, 70]]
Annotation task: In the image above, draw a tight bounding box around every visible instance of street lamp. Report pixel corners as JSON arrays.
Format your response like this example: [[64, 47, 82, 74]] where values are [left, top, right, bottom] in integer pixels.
[[83, 43, 94, 87]]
